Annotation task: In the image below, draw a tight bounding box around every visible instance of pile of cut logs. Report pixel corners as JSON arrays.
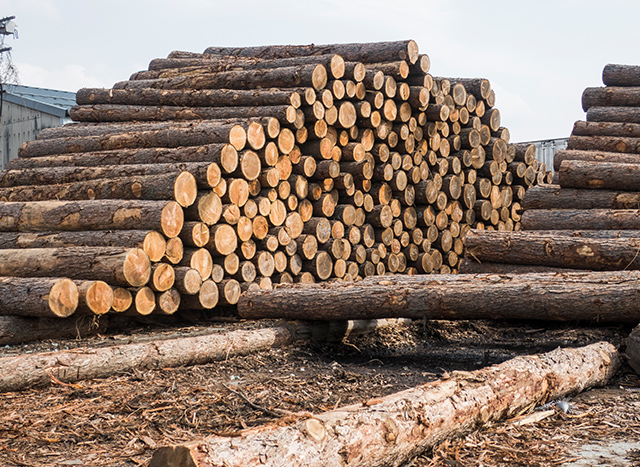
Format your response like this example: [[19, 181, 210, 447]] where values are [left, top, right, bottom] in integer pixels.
[[0, 40, 550, 336], [461, 64, 640, 273]]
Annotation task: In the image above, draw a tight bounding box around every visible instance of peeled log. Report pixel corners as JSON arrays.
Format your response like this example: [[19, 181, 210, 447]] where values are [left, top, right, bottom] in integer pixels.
[[464, 229, 640, 271], [0, 199, 183, 238], [0, 247, 151, 287], [238, 271, 640, 323], [0, 277, 78, 318], [149, 342, 619, 467], [521, 209, 640, 230], [558, 159, 640, 191]]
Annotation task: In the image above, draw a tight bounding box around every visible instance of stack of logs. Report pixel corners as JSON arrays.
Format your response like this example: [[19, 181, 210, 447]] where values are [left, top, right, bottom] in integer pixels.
[[461, 63, 640, 274], [0, 39, 550, 335]]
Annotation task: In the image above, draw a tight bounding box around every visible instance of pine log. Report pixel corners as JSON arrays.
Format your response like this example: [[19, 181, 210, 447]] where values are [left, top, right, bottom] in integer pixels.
[[76, 280, 114, 315], [554, 148, 640, 171], [0, 277, 78, 318], [0, 172, 198, 207], [464, 229, 640, 271], [202, 40, 419, 65], [113, 64, 327, 91], [0, 315, 106, 346], [76, 87, 302, 108], [522, 184, 640, 210], [238, 271, 640, 322], [457, 257, 580, 274], [0, 199, 184, 238], [7, 144, 239, 175], [558, 159, 640, 191], [602, 64, 640, 86], [582, 87, 640, 111], [0, 247, 151, 287], [521, 209, 640, 230], [587, 107, 640, 124], [149, 342, 619, 467], [18, 121, 249, 158], [112, 287, 133, 312], [567, 135, 640, 153]]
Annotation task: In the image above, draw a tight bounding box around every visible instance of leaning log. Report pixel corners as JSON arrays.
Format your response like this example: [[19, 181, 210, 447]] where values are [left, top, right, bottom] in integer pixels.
[[464, 229, 640, 271], [522, 184, 640, 210], [521, 209, 640, 230], [149, 342, 619, 467], [558, 159, 640, 191], [238, 271, 640, 322], [0, 277, 78, 318], [0, 315, 106, 346]]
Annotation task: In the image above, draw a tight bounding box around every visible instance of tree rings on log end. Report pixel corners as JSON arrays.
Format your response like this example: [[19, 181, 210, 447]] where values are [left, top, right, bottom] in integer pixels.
[[161, 201, 184, 238], [220, 145, 239, 174], [112, 287, 133, 312], [229, 125, 247, 151], [48, 278, 79, 318], [157, 288, 181, 315], [246, 122, 265, 150], [173, 172, 198, 207], [198, 279, 219, 309], [143, 231, 167, 262], [134, 287, 156, 315], [312, 64, 328, 90], [80, 280, 114, 315], [165, 237, 184, 264], [123, 248, 152, 287]]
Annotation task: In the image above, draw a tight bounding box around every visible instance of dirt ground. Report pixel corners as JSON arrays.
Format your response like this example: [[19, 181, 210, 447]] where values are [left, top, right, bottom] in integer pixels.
[[0, 316, 638, 467]]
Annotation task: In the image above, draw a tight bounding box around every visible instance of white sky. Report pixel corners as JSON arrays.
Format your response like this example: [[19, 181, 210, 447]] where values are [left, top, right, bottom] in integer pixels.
[[1, 0, 639, 142]]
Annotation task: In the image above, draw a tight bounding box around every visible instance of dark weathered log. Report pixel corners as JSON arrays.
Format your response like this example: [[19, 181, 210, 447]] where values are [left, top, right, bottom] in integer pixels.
[[0, 199, 183, 238], [522, 184, 640, 210], [587, 107, 640, 124], [582, 87, 640, 111], [0, 277, 78, 318], [627, 324, 640, 374], [554, 148, 640, 171], [75, 87, 302, 108], [0, 247, 151, 287], [558, 159, 640, 191], [521, 209, 640, 230], [572, 120, 640, 139], [7, 145, 239, 175], [203, 40, 419, 64], [464, 229, 640, 271], [567, 135, 640, 153], [238, 271, 640, 322], [19, 121, 249, 158], [602, 64, 640, 87], [149, 342, 619, 467], [0, 315, 106, 346], [113, 64, 327, 92], [70, 104, 297, 125], [458, 257, 580, 275]]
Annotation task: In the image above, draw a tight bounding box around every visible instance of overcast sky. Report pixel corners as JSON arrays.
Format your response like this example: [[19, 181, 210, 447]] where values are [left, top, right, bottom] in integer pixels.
[[1, 0, 638, 142]]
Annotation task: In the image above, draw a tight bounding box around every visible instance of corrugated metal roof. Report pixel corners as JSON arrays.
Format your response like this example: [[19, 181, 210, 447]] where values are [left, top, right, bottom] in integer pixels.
[[2, 84, 76, 118]]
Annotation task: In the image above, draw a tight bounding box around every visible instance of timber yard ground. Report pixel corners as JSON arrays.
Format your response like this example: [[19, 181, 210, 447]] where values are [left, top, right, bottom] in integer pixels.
[[0, 317, 638, 467]]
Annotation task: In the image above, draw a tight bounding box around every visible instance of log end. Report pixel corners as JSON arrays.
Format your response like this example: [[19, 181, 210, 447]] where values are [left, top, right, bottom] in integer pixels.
[[161, 201, 185, 239], [48, 278, 79, 318], [123, 248, 152, 287], [174, 172, 198, 208]]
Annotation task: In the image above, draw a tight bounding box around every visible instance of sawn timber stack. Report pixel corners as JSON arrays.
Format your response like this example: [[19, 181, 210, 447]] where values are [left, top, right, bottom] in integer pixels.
[[0, 39, 550, 341]]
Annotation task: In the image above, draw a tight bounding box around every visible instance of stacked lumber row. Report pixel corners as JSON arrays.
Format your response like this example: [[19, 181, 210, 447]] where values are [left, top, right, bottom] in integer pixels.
[[0, 40, 547, 322], [460, 64, 640, 274]]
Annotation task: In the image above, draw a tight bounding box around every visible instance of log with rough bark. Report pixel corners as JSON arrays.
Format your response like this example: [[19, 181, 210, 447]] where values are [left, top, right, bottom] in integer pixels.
[[0, 315, 106, 346], [0, 277, 78, 318], [602, 64, 640, 87], [457, 257, 581, 274], [149, 342, 619, 467], [0, 199, 183, 238], [0, 247, 151, 287], [626, 324, 640, 374], [523, 184, 640, 210], [521, 209, 640, 230], [582, 87, 640, 111], [554, 148, 640, 171], [567, 135, 640, 153], [558, 159, 640, 191], [238, 271, 640, 322], [464, 229, 640, 271], [587, 107, 640, 124]]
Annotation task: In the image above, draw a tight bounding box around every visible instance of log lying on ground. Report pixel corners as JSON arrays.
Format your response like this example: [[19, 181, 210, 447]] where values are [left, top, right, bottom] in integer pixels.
[[558, 159, 640, 191], [464, 229, 640, 271], [521, 209, 640, 230], [554, 148, 640, 171], [149, 342, 619, 467], [0, 314, 106, 346], [238, 271, 640, 322], [626, 324, 640, 374], [0, 319, 410, 391], [522, 184, 640, 210]]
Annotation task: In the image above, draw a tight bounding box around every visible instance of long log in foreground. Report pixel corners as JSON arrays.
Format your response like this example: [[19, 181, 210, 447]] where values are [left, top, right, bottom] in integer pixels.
[[464, 229, 640, 271], [238, 271, 640, 322], [149, 342, 619, 467]]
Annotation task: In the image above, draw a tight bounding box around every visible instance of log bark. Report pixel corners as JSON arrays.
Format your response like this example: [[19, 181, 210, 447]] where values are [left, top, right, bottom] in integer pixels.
[[521, 209, 640, 230], [567, 135, 640, 153], [0, 247, 151, 287], [572, 120, 640, 138], [602, 64, 640, 86], [0, 315, 106, 346], [582, 87, 640, 111], [238, 271, 640, 323], [0, 199, 183, 238], [457, 257, 580, 274], [464, 229, 640, 271], [587, 107, 640, 124], [626, 324, 640, 374], [558, 159, 640, 191], [149, 342, 619, 467], [554, 148, 640, 171], [202, 40, 420, 65], [0, 277, 78, 318], [113, 64, 327, 92], [522, 184, 640, 210]]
